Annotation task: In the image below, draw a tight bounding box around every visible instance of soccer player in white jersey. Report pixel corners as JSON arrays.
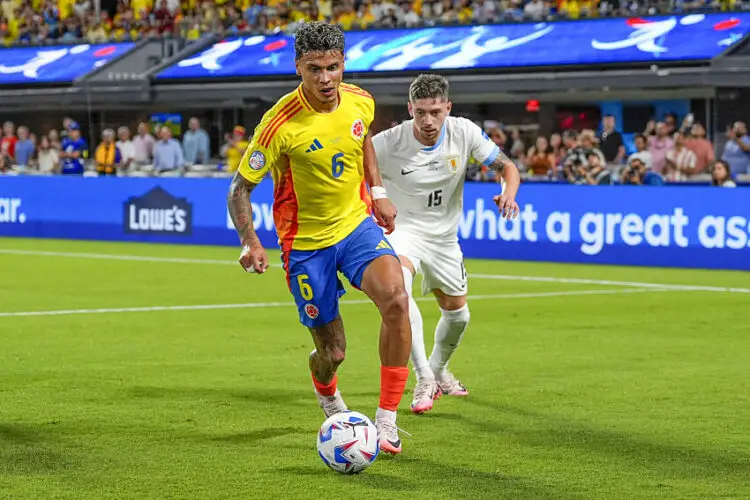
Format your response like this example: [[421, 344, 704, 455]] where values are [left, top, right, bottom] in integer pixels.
[[372, 74, 520, 414]]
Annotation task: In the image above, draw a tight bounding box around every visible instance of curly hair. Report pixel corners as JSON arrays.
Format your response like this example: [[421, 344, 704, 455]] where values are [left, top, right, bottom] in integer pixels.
[[294, 22, 346, 59], [409, 74, 450, 102]]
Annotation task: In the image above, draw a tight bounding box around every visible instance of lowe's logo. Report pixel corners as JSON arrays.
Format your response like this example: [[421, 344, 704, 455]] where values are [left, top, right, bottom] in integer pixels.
[[123, 186, 192, 235]]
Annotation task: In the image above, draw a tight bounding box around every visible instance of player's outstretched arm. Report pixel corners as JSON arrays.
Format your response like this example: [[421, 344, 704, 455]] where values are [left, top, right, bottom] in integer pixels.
[[490, 150, 521, 220], [363, 133, 397, 234], [228, 171, 269, 274]]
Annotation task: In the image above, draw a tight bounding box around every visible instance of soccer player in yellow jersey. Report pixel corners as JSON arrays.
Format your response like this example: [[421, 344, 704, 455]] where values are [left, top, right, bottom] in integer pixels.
[[228, 22, 411, 455]]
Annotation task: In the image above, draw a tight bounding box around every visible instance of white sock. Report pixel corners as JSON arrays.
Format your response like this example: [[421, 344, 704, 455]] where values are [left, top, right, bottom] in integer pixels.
[[401, 266, 433, 382], [376, 407, 397, 423], [429, 305, 470, 378]]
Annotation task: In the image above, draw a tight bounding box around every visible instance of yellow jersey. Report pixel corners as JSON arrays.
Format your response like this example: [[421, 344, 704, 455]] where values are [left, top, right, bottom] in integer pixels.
[[238, 83, 375, 252]]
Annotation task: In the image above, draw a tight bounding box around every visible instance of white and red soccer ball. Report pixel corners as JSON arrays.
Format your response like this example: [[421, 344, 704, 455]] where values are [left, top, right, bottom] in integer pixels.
[[316, 411, 379, 474]]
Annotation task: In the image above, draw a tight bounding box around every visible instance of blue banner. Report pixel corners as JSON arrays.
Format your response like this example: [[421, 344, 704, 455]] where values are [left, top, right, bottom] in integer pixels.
[[0, 43, 135, 84], [156, 13, 750, 79], [0, 177, 748, 270]]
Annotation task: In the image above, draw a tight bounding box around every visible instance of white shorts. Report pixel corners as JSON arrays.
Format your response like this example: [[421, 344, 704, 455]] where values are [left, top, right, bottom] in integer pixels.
[[387, 230, 467, 297]]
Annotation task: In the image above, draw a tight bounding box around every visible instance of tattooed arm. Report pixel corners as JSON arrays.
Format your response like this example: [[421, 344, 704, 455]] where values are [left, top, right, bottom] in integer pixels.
[[228, 171, 269, 273], [489, 149, 521, 219]]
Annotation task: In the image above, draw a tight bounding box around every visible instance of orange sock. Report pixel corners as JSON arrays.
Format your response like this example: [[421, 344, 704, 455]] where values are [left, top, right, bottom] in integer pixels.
[[312, 373, 338, 397], [379, 365, 409, 411]]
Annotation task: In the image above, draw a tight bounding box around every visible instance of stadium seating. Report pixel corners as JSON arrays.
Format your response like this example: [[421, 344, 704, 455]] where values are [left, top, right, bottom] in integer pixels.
[[2, 0, 745, 46]]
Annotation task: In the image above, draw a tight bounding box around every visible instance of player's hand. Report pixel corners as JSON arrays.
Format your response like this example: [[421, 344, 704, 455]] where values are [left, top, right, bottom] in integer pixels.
[[373, 198, 397, 234], [239, 243, 269, 274], [493, 194, 519, 220]]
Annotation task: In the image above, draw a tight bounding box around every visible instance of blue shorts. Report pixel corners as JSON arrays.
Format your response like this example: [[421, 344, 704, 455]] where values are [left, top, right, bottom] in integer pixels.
[[282, 217, 398, 327]]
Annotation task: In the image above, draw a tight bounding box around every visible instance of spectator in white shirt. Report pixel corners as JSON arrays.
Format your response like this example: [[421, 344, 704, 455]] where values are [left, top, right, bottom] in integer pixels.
[[36, 136, 59, 174], [132, 122, 155, 166], [665, 131, 697, 181], [73, 0, 91, 19], [473, 0, 496, 21], [401, 3, 420, 26], [370, 0, 385, 20], [377, 0, 397, 19], [710, 160, 736, 188], [627, 134, 653, 170], [523, 0, 547, 19], [116, 126, 136, 173]]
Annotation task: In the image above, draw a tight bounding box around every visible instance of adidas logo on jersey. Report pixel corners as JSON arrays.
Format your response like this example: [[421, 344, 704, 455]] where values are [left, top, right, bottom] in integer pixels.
[[375, 240, 392, 251], [305, 139, 324, 153]]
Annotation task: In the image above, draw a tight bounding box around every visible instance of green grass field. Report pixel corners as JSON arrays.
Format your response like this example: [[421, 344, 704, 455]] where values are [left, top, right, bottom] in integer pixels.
[[1, 237, 748, 499]]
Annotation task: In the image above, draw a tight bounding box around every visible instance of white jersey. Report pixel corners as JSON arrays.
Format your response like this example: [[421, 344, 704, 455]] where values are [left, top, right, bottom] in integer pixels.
[[373, 116, 499, 240]]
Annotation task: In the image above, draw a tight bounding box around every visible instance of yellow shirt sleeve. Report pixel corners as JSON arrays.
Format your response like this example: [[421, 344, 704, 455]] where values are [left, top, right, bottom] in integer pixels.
[[238, 109, 286, 184]]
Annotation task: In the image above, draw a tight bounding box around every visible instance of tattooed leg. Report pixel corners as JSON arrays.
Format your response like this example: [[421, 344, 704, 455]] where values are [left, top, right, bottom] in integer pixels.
[[308, 316, 346, 384]]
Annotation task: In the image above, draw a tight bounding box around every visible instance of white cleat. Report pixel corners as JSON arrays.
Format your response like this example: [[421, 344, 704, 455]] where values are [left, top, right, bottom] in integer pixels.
[[436, 370, 469, 397], [375, 417, 403, 455], [410, 379, 441, 415], [315, 389, 348, 418]]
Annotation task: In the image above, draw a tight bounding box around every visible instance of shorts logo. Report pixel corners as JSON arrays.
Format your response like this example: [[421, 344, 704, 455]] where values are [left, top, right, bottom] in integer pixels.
[[375, 239, 391, 250], [305, 304, 319, 319], [445, 154, 461, 174], [248, 150, 266, 170], [351, 119, 364, 139]]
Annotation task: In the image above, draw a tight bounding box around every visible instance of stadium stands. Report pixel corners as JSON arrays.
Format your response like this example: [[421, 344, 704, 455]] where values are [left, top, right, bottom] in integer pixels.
[[1, 0, 747, 46], [2, 112, 748, 185]]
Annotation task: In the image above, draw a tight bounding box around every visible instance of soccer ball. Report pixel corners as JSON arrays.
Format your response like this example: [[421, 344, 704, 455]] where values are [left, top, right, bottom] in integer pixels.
[[316, 411, 379, 474]]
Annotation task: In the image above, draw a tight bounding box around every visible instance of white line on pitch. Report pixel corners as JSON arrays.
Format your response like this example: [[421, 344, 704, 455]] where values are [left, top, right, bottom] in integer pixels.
[[0, 288, 670, 318], [0, 248, 237, 266], [1, 248, 747, 294], [469, 273, 750, 294]]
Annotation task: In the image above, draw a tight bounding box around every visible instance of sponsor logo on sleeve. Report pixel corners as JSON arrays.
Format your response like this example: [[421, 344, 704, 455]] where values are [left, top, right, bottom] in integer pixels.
[[248, 150, 266, 170]]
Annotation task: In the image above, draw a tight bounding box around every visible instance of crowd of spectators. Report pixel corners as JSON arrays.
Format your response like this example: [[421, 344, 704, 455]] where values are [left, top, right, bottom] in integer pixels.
[[467, 114, 749, 187], [0, 116, 251, 175], [1, 112, 748, 186], [1, 0, 748, 46]]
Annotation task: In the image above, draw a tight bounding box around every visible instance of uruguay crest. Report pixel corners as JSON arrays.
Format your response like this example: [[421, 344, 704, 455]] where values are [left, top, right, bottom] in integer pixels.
[[445, 154, 461, 174]]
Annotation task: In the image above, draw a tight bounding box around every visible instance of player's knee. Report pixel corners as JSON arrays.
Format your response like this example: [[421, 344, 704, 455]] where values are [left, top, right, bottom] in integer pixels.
[[381, 285, 409, 321], [441, 304, 470, 328], [326, 348, 346, 366], [316, 346, 345, 366], [311, 343, 346, 366]]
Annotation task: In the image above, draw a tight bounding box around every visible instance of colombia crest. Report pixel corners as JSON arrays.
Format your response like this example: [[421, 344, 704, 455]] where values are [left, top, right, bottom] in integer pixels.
[[305, 304, 320, 319], [351, 119, 364, 140]]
